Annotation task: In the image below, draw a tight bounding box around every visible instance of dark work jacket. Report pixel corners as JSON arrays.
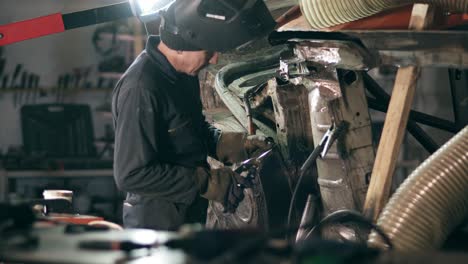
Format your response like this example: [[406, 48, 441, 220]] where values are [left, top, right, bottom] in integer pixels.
[[112, 36, 220, 230]]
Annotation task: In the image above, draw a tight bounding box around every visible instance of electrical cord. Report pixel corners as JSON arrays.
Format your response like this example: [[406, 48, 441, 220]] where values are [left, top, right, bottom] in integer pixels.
[[309, 210, 393, 249], [208, 209, 393, 264], [286, 144, 322, 236]]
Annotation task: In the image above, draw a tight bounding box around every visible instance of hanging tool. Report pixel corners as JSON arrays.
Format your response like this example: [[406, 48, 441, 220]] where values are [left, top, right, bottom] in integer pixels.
[[0, 58, 5, 80], [25, 74, 34, 104], [11, 64, 22, 107], [10, 64, 22, 88], [17, 71, 27, 107], [32, 75, 40, 103], [0, 58, 5, 94], [97, 77, 105, 89], [56, 75, 63, 103], [63, 73, 71, 103], [1, 75, 8, 90], [287, 121, 349, 232]]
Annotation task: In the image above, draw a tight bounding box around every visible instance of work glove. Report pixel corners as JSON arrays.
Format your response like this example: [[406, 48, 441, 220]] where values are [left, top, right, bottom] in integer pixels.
[[194, 167, 254, 213], [216, 132, 273, 164]]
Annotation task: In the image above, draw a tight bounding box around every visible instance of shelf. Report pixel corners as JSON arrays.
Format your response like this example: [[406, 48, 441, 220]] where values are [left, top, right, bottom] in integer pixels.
[[98, 72, 123, 79], [99, 33, 136, 42]]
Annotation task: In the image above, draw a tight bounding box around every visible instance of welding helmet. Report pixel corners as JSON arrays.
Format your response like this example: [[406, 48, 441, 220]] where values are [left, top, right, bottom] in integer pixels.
[[159, 0, 277, 52]]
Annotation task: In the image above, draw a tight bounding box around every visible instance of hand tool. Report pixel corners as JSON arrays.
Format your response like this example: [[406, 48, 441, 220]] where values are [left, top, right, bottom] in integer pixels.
[[63, 74, 71, 103], [97, 77, 104, 89], [33, 75, 40, 103], [17, 71, 27, 107], [0, 58, 5, 94], [11, 64, 22, 107], [234, 148, 274, 181], [10, 64, 22, 87], [25, 73, 34, 104], [56, 75, 63, 103], [1, 75, 8, 90], [0, 58, 5, 79]]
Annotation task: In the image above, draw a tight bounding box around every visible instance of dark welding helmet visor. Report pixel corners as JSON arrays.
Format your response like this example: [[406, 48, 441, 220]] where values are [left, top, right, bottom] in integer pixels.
[[160, 0, 276, 52]]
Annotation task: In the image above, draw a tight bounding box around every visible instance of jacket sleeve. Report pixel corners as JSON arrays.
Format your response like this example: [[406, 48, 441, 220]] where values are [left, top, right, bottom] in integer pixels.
[[113, 83, 198, 203], [202, 118, 221, 158]]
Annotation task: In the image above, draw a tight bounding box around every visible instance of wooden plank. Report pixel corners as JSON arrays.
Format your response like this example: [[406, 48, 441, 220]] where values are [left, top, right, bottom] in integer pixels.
[[364, 4, 432, 221]]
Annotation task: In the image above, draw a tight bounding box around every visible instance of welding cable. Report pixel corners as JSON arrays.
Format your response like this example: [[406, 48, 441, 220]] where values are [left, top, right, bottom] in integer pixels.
[[208, 210, 392, 264], [286, 143, 322, 237], [286, 122, 349, 238], [299, 0, 468, 29], [308, 210, 393, 250]]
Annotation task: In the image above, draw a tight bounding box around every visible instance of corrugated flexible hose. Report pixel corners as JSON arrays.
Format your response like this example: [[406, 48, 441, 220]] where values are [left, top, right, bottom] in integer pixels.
[[299, 0, 468, 29], [368, 125, 468, 251]]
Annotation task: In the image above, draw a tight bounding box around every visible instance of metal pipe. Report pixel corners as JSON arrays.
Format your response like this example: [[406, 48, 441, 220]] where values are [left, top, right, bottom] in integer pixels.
[[367, 97, 440, 153], [363, 73, 459, 134], [299, 0, 468, 29], [368, 125, 468, 251]]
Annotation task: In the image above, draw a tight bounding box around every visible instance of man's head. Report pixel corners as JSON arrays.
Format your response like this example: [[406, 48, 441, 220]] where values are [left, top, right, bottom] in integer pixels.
[[159, 0, 276, 52], [158, 41, 219, 76], [157, 0, 275, 75]]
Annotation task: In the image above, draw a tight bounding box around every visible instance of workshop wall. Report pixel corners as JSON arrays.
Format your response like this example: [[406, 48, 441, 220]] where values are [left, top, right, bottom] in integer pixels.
[[369, 67, 455, 189], [0, 0, 127, 151]]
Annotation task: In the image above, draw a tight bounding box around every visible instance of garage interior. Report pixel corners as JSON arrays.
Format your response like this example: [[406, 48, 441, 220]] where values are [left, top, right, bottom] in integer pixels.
[[0, 0, 467, 263]]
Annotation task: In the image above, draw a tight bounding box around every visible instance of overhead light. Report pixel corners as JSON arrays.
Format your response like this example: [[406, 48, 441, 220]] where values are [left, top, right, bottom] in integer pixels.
[[129, 0, 175, 22]]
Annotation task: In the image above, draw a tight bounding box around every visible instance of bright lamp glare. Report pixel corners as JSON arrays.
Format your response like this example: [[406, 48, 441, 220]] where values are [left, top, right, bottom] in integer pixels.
[[136, 0, 175, 16]]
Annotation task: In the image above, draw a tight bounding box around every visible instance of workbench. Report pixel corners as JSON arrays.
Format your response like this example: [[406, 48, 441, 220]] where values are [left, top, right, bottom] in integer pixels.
[[0, 168, 114, 202]]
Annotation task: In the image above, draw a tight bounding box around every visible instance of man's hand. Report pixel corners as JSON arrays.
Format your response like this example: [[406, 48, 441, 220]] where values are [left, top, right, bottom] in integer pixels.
[[195, 167, 254, 213], [244, 135, 273, 157], [217, 132, 274, 164], [224, 169, 254, 213]]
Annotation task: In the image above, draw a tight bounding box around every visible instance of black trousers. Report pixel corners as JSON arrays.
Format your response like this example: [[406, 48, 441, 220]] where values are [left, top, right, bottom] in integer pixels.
[[123, 193, 207, 231]]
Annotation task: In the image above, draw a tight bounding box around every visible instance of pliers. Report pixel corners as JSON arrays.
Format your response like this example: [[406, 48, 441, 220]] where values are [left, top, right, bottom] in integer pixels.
[[233, 148, 274, 186]]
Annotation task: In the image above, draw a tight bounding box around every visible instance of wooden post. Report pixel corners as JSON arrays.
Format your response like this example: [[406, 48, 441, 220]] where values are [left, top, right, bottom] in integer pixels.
[[363, 4, 433, 221]]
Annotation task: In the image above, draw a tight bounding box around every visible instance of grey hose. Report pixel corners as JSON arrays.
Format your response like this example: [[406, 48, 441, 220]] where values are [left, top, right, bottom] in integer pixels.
[[368, 125, 468, 251], [299, 0, 468, 29]]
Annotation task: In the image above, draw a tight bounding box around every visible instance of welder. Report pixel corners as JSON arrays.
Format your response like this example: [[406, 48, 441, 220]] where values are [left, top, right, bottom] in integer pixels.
[[112, 0, 276, 230]]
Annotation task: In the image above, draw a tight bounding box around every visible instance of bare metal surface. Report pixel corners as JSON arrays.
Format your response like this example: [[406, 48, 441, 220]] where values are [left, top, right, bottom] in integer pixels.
[[294, 40, 378, 70], [272, 30, 468, 68], [307, 68, 374, 241], [268, 80, 315, 167]]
